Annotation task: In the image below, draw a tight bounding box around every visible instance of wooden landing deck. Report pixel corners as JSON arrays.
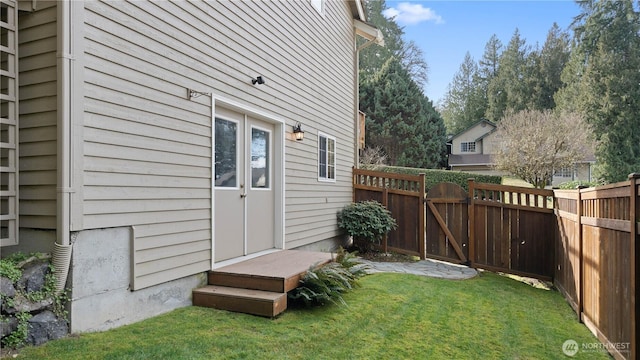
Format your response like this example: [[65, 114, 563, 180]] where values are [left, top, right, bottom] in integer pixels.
[[210, 250, 334, 292], [193, 250, 334, 317]]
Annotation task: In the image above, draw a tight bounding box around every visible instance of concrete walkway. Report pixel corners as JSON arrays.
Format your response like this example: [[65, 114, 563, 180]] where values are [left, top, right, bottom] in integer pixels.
[[357, 258, 478, 280]]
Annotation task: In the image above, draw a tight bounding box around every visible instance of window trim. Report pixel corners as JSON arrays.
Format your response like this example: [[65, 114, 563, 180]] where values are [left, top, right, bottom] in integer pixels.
[[310, 0, 324, 14], [317, 132, 336, 182], [461, 141, 476, 153]]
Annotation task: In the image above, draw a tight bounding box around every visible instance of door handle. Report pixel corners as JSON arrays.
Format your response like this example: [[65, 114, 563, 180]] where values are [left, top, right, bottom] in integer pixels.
[[240, 193, 247, 198]]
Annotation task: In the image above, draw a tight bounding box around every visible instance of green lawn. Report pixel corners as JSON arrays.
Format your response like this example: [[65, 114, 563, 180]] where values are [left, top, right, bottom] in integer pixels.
[[16, 272, 609, 359]]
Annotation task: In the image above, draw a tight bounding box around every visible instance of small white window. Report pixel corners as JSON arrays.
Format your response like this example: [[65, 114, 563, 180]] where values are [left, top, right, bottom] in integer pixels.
[[555, 167, 573, 178], [310, 0, 324, 14], [318, 133, 336, 182], [461, 142, 476, 153]]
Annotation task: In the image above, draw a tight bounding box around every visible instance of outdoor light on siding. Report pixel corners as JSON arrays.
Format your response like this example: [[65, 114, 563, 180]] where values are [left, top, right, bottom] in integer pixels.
[[293, 122, 305, 141], [252, 76, 265, 85]]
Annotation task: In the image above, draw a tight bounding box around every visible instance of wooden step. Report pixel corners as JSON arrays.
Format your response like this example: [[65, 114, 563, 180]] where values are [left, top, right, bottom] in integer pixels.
[[193, 285, 287, 318]]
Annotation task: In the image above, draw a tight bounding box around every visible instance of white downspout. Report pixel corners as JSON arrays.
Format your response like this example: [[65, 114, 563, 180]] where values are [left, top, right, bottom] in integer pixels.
[[53, 0, 73, 294]]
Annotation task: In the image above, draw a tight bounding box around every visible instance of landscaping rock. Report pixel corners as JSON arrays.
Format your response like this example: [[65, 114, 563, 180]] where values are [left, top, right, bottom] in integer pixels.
[[0, 276, 16, 298], [0, 317, 18, 338], [18, 262, 50, 293], [3, 294, 53, 314], [26, 310, 68, 346]]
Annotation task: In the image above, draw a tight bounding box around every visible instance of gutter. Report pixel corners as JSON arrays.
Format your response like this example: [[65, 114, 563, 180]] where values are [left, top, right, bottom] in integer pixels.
[[355, 20, 384, 51], [53, 0, 73, 294], [353, 19, 384, 167]]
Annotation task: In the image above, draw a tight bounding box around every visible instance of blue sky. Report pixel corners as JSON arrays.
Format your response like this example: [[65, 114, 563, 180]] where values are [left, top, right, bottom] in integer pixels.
[[382, 1, 582, 104]]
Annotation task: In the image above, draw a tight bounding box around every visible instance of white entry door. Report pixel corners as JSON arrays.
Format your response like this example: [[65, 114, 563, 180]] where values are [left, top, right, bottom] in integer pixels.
[[214, 110, 276, 262]]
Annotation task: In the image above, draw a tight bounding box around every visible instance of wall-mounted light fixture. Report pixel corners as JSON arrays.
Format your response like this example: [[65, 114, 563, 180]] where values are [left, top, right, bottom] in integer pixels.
[[293, 122, 304, 141], [252, 76, 265, 85]]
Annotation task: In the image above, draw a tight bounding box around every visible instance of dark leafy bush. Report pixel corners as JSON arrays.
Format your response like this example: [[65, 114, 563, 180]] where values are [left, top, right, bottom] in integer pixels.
[[337, 201, 397, 252]]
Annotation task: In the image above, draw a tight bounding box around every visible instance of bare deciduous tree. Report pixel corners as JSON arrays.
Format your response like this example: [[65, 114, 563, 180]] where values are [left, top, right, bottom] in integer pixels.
[[359, 146, 388, 168], [492, 109, 592, 189]]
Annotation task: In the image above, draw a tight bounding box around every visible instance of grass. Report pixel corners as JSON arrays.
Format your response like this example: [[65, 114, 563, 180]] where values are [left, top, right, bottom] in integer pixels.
[[15, 272, 609, 360]]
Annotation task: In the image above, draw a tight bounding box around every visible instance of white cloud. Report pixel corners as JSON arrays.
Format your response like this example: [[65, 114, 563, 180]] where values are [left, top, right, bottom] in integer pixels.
[[383, 2, 444, 25]]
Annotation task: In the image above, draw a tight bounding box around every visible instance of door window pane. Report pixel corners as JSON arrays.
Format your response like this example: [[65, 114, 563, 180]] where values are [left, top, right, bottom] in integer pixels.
[[251, 128, 270, 188], [215, 118, 237, 187]]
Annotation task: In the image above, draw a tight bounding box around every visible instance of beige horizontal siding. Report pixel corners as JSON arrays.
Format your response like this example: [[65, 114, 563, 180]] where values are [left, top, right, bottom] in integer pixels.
[[82, 0, 357, 288], [17, 1, 57, 229]]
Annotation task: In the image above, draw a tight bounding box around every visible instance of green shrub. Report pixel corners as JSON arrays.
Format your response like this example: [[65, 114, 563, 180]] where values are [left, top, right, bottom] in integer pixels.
[[337, 201, 397, 252], [361, 165, 502, 192], [556, 180, 601, 189]]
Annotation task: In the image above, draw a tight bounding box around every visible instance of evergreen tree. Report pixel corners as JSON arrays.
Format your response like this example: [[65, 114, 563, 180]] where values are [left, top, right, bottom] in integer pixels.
[[478, 34, 502, 84], [529, 23, 570, 110], [557, 0, 640, 182], [486, 29, 529, 121], [359, 0, 429, 87], [477, 34, 502, 112], [360, 59, 446, 168], [439, 52, 486, 134]]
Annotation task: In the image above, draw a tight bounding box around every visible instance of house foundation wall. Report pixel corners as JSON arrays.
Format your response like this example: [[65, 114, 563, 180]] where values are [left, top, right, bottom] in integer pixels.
[[291, 234, 349, 254], [68, 227, 207, 333]]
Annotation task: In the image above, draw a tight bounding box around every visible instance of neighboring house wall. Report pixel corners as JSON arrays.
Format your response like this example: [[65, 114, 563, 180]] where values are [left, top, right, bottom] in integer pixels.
[[551, 162, 594, 186], [450, 120, 495, 156], [480, 131, 499, 155], [18, 1, 57, 230]]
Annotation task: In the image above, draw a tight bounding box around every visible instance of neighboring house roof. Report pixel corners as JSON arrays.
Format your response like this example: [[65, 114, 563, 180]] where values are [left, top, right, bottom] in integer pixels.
[[449, 119, 496, 141], [475, 127, 497, 142]]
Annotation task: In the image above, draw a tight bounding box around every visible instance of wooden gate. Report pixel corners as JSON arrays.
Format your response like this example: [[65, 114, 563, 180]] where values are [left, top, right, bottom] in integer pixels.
[[468, 180, 555, 280], [425, 183, 469, 264]]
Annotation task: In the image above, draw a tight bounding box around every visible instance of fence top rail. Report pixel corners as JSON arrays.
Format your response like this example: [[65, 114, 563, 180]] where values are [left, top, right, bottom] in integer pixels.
[[553, 189, 580, 200], [353, 167, 424, 182], [580, 182, 630, 199], [470, 181, 554, 197]]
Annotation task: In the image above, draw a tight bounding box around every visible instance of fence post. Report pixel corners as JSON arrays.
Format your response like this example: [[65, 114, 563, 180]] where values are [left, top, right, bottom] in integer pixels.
[[629, 173, 639, 360], [576, 185, 586, 322], [352, 166, 357, 203], [382, 187, 388, 254], [419, 173, 426, 260], [468, 178, 475, 267]]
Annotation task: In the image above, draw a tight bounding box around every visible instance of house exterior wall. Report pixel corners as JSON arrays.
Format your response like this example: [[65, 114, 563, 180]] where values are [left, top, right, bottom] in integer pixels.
[[80, 0, 357, 291], [17, 1, 58, 230], [9, 0, 360, 332]]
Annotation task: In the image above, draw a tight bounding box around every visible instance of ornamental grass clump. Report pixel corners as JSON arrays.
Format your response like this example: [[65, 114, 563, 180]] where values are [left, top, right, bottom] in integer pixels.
[[337, 200, 397, 253]]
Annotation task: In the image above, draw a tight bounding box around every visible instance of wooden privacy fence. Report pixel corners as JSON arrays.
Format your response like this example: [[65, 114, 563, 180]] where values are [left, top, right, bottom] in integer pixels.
[[554, 174, 639, 360], [353, 168, 639, 359], [352, 168, 425, 258]]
